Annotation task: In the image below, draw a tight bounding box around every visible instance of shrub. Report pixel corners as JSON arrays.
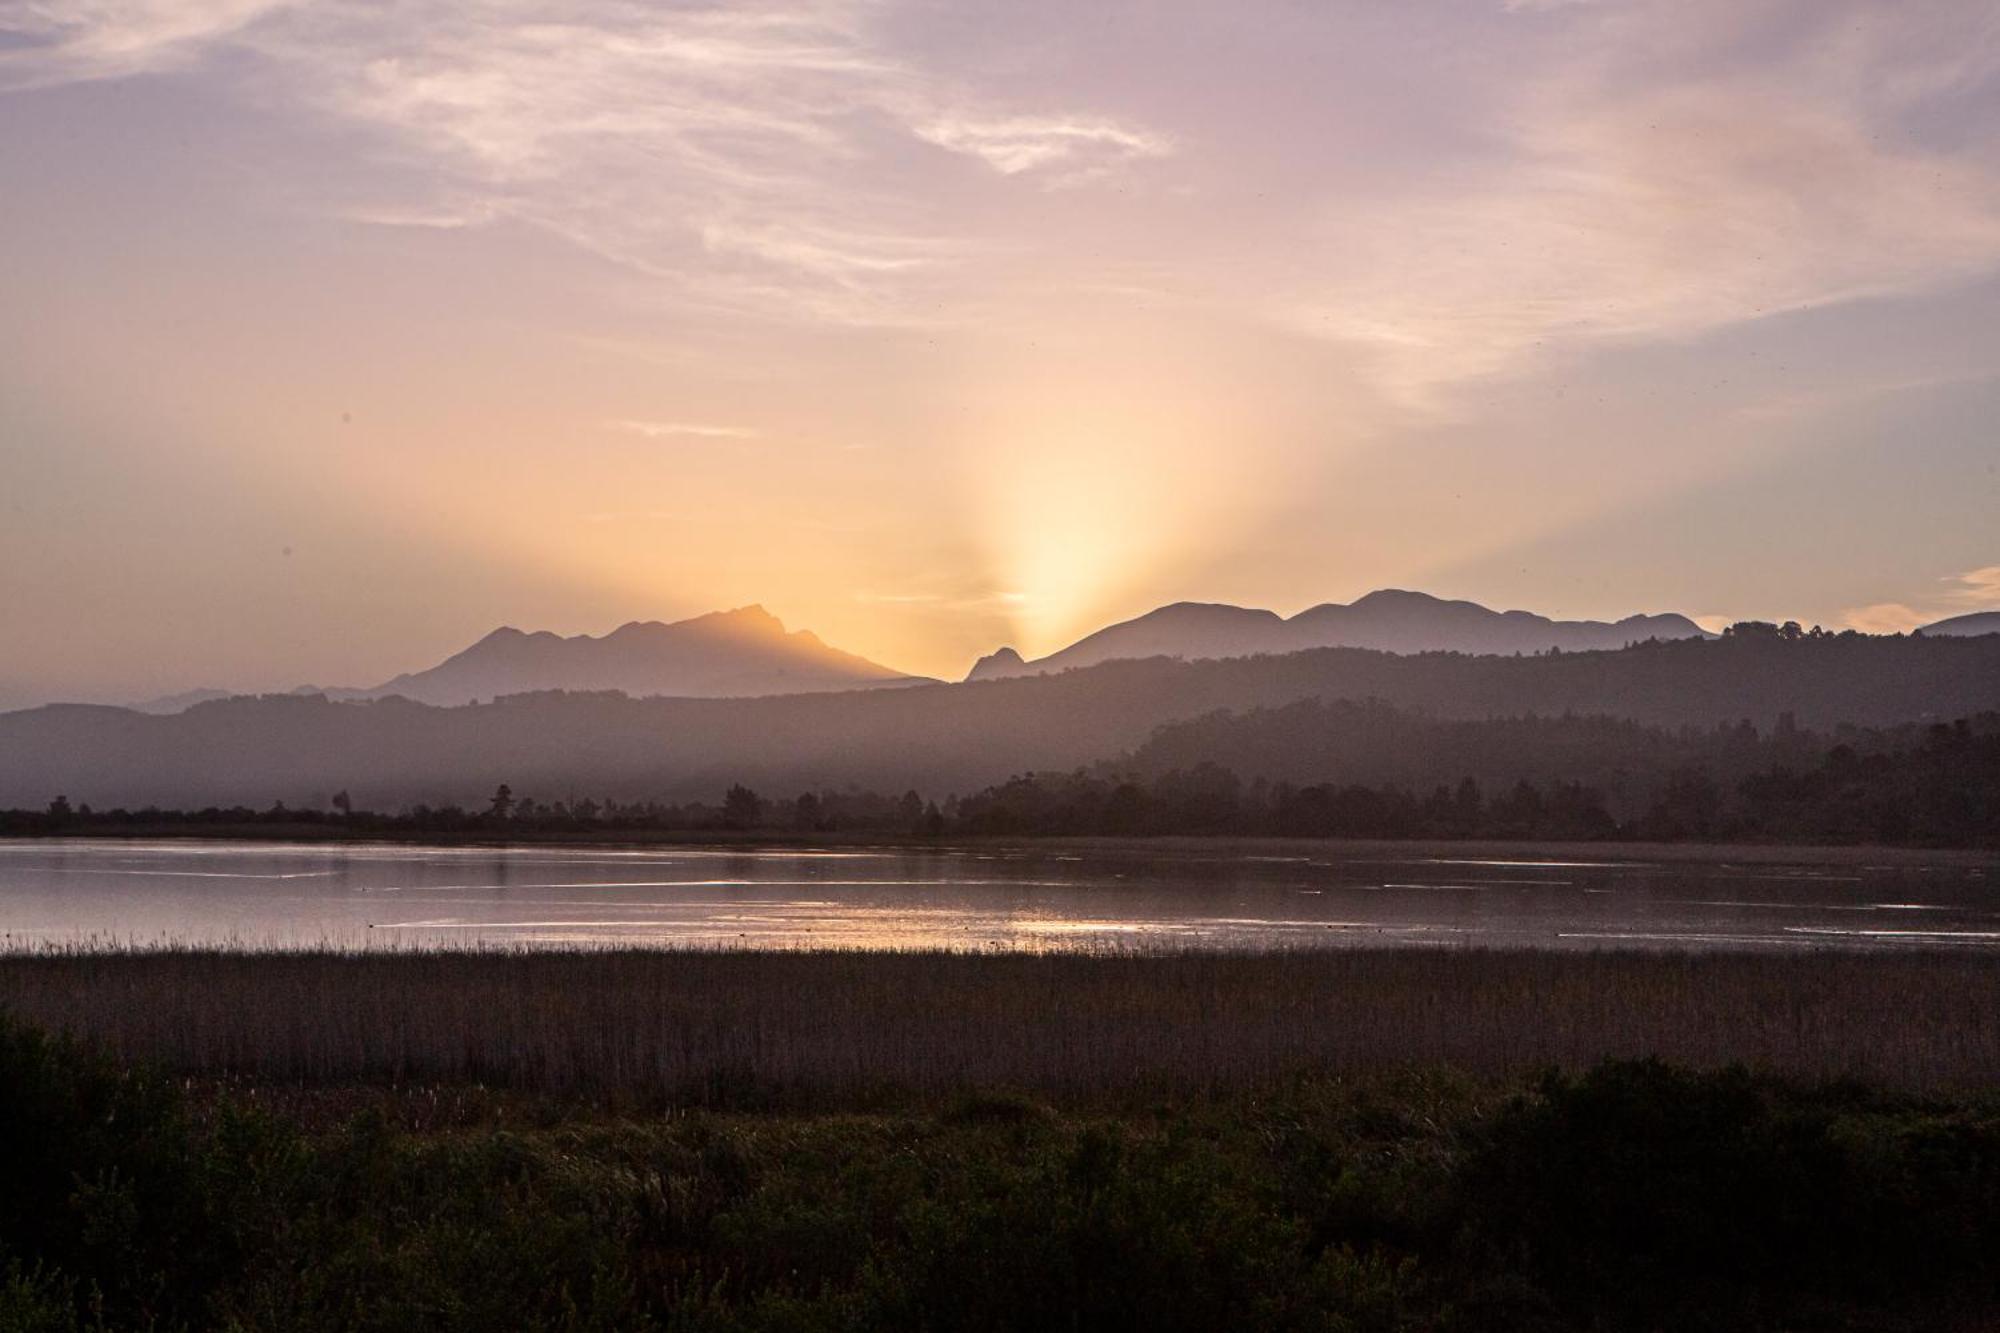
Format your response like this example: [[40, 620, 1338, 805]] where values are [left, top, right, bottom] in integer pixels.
[[1457, 1059, 2000, 1326]]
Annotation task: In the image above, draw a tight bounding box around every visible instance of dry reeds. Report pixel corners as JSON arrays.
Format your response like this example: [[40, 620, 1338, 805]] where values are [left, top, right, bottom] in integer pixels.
[[0, 946, 1994, 1101]]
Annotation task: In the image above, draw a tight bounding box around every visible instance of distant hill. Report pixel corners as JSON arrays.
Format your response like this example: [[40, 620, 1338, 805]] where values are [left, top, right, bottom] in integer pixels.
[[967, 589, 1708, 680], [6, 630, 1997, 811], [130, 688, 240, 716], [970, 699, 2000, 838], [1121, 698, 1823, 816], [357, 606, 921, 705], [1922, 611, 2000, 638], [130, 607, 923, 712]]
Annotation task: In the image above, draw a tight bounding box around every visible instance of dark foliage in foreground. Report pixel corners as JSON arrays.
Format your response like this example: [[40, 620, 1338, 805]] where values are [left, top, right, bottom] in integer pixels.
[[7, 707, 1995, 846], [1460, 1061, 2000, 1329], [1, 1013, 1997, 1332]]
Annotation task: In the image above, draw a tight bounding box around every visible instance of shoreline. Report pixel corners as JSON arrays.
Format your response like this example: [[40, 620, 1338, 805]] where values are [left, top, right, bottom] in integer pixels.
[[3, 828, 1994, 865]]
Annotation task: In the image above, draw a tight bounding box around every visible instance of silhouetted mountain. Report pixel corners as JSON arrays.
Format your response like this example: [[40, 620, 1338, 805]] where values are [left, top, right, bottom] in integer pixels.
[[1922, 611, 2000, 638], [126, 608, 923, 712], [966, 589, 1708, 679], [963, 646, 1027, 679], [5, 630, 1995, 811], [359, 606, 922, 704]]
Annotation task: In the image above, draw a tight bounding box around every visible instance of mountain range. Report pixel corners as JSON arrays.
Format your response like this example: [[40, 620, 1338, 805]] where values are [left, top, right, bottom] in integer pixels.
[[967, 590, 1710, 680], [134, 606, 923, 712], [117, 591, 2000, 714], [10, 629, 2000, 810]]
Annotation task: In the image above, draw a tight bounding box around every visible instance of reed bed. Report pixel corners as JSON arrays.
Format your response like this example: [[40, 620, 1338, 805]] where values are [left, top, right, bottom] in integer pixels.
[[1, 945, 1995, 1101]]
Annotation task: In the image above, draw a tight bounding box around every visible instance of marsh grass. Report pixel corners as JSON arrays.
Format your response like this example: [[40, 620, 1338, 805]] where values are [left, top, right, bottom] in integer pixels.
[[3, 961, 2000, 1330], [0, 945, 1993, 1103]]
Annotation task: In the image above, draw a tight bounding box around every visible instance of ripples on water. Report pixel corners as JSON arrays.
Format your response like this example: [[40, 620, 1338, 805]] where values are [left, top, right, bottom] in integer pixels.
[[0, 839, 1991, 954]]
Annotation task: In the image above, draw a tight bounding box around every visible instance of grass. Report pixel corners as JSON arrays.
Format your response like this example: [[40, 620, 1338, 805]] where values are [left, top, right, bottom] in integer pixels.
[[3, 1009, 1999, 1332], [0, 946, 1995, 1102], [3, 949, 1999, 1328]]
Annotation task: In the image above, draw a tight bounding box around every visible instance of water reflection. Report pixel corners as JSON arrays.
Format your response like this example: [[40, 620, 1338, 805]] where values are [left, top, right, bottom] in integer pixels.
[[0, 839, 1992, 954]]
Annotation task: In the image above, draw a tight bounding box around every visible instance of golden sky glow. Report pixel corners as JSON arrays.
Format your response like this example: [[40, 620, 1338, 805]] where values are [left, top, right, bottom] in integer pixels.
[[2, 0, 1998, 704]]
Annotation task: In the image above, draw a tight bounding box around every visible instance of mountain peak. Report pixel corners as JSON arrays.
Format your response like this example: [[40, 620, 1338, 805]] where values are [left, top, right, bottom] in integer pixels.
[[360, 607, 919, 704], [1138, 601, 1287, 627], [1350, 588, 1436, 606], [966, 646, 1027, 682], [694, 604, 787, 635]]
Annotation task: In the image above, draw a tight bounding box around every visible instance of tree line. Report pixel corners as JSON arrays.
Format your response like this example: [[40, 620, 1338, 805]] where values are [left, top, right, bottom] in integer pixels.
[[5, 707, 1995, 846]]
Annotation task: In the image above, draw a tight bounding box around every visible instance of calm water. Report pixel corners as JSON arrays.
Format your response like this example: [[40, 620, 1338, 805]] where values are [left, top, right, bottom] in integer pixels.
[[0, 839, 1994, 953]]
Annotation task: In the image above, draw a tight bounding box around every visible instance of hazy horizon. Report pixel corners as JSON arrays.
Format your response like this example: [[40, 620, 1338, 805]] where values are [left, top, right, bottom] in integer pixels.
[[6, 0, 1999, 709], [4, 582, 1984, 712]]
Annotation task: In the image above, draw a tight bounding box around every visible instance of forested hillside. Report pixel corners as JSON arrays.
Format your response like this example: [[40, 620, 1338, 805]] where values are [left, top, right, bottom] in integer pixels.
[[1, 628, 1994, 810]]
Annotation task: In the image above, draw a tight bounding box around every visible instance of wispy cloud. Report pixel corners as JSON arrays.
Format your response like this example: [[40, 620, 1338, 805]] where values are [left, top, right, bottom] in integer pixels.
[[341, 201, 501, 230], [1943, 565, 2000, 607], [854, 588, 1029, 611], [914, 114, 1171, 180], [2, 0, 1168, 326], [604, 420, 760, 441], [580, 509, 682, 525], [0, 0, 293, 89], [1842, 603, 1930, 634], [1287, 2, 2000, 408], [10, 0, 1999, 417], [1843, 565, 2000, 632]]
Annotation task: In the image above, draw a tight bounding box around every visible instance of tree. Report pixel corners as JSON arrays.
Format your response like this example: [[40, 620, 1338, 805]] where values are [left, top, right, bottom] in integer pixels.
[[488, 784, 514, 821], [723, 784, 764, 830], [1454, 776, 1483, 828]]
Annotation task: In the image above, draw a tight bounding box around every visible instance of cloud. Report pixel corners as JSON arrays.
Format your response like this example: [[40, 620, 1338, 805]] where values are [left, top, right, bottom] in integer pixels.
[[342, 201, 501, 230], [914, 114, 1171, 179], [1, 0, 1167, 326], [1842, 603, 1931, 634], [1287, 2, 2000, 408], [580, 509, 681, 524], [605, 420, 760, 441], [1842, 565, 2000, 632], [853, 588, 1028, 611], [0, 0, 292, 89], [1949, 565, 2000, 601], [10, 0, 1998, 400]]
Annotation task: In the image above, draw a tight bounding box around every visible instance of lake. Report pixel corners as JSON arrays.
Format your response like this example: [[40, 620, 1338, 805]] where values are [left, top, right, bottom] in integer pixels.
[[0, 838, 1994, 952]]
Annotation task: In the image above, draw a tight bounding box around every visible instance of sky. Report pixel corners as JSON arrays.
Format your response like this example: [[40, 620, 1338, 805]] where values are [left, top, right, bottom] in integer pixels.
[[3, 0, 1998, 707]]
